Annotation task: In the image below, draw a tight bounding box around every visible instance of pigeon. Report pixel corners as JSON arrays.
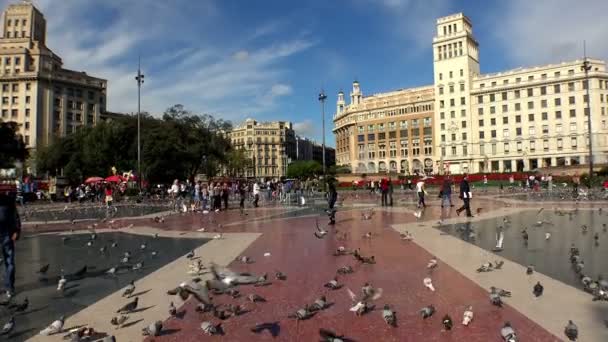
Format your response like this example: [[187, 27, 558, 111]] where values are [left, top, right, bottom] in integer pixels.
[[169, 302, 177, 316], [533, 282, 544, 297], [39, 316, 65, 336], [491, 286, 512, 297], [315, 220, 328, 239], [400, 231, 413, 241], [319, 328, 353, 342], [423, 277, 435, 291], [110, 315, 128, 328], [337, 266, 354, 275], [247, 294, 266, 303], [347, 286, 381, 316], [420, 305, 435, 319], [361, 283, 382, 301], [0, 317, 14, 336], [142, 321, 162, 336], [238, 256, 253, 264], [111, 242, 118, 248], [195, 303, 215, 313], [521, 229, 529, 242], [564, 320, 578, 341], [132, 261, 144, 271], [427, 258, 438, 269], [250, 322, 280, 337], [57, 275, 67, 291], [288, 305, 315, 320], [140, 243, 147, 250], [167, 282, 211, 305], [442, 314, 453, 330], [200, 321, 222, 335], [462, 306, 474, 326], [116, 297, 138, 313], [37, 264, 50, 274], [254, 273, 271, 287], [324, 278, 342, 290], [122, 281, 135, 297], [382, 304, 397, 327], [120, 256, 130, 264], [494, 261, 504, 270], [8, 297, 28, 312], [310, 296, 328, 312], [99, 246, 107, 254], [526, 265, 534, 275], [490, 288, 503, 307], [545, 232, 551, 240], [151, 251, 158, 257], [186, 250, 195, 259], [500, 322, 517, 342], [275, 271, 287, 281], [363, 231, 373, 239], [106, 267, 117, 276]]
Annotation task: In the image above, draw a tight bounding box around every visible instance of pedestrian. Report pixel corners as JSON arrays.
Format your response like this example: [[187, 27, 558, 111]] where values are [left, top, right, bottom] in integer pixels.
[[169, 179, 180, 212], [0, 192, 20, 301], [222, 182, 229, 210], [483, 175, 488, 192], [456, 174, 473, 217], [104, 184, 114, 208], [441, 176, 453, 208], [193, 181, 201, 211], [253, 182, 260, 208], [388, 177, 394, 206], [239, 181, 246, 212], [416, 179, 426, 208], [201, 184, 209, 211], [327, 180, 338, 225], [380, 178, 389, 206], [213, 183, 222, 211]]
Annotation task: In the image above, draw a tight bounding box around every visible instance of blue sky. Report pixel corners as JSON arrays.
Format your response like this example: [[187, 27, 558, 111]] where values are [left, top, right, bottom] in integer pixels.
[[5, 0, 607, 146]]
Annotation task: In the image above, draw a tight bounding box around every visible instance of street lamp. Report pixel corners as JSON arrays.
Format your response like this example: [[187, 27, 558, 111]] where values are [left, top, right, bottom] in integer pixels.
[[318, 90, 327, 177], [135, 57, 145, 190], [581, 42, 593, 186]]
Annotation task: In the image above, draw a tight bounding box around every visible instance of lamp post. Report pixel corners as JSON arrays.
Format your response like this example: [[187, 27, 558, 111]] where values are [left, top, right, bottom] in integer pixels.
[[581, 42, 593, 186], [318, 90, 327, 177], [135, 57, 145, 190]]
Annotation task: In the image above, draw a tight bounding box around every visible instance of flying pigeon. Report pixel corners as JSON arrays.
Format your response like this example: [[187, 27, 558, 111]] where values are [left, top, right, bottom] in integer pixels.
[[420, 305, 435, 319], [324, 277, 342, 290], [142, 321, 163, 336], [116, 297, 138, 313], [423, 277, 435, 291], [122, 281, 135, 297], [0, 317, 14, 336], [382, 304, 396, 327], [39, 316, 65, 336], [564, 320, 578, 341], [533, 282, 544, 297], [442, 314, 453, 330], [500, 322, 517, 342], [462, 306, 474, 326], [200, 321, 222, 335]]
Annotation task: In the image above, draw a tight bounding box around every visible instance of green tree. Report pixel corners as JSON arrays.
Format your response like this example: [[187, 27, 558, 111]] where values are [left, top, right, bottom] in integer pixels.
[[287, 160, 322, 179], [0, 121, 28, 168], [226, 148, 250, 177]]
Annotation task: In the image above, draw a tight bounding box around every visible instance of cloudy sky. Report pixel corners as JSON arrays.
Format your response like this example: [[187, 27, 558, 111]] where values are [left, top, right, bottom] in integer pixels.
[[3, 0, 607, 145]]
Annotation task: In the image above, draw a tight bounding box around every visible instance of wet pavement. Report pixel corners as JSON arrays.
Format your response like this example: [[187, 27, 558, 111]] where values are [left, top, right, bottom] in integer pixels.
[[0, 232, 207, 341], [438, 208, 608, 291], [20, 204, 168, 222]]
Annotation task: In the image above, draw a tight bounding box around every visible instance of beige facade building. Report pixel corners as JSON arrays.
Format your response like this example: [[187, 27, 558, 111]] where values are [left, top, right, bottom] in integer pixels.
[[229, 118, 296, 178], [333, 82, 435, 175], [0, 2, 107, 148], [334, 12, 608, 175]]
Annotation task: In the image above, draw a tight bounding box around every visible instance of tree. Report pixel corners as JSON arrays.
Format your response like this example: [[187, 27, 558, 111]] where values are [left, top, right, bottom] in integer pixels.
[[0, 121, 28, 169], [287, 160, 322, 179], [226, 149, 250, 177]]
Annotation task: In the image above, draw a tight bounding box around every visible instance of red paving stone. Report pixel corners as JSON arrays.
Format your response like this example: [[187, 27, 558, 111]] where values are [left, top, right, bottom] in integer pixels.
[[140, 206, 561, 342]]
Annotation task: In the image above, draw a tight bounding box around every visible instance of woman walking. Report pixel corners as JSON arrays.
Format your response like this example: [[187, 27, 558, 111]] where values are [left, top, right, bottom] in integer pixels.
[[416, 179, 426, 208]]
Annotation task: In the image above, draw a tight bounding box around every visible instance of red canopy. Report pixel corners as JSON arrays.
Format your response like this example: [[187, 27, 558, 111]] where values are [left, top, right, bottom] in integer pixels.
[[84, 176, 104, 184], [105, 175, 124, 183]]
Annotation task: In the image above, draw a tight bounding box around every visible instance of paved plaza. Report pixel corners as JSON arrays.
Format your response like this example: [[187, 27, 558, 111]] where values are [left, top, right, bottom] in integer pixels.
[[2, 191, 607, 341]]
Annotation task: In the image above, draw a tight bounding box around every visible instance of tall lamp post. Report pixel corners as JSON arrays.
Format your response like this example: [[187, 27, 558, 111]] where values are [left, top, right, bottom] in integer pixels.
[[581, 42, 593, 186], [135, 58, 145, 190], [318, 90, 327, 177]]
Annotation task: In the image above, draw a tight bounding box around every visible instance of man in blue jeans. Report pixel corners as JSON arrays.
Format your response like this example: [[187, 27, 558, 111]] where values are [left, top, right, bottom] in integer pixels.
[[0, 192, 20, 301]]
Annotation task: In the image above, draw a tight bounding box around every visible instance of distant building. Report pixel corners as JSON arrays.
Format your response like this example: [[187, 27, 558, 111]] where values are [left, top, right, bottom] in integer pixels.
[[0, 1, 108, 148], [99, 111, 127, 122], [228, 118, 296, 178], [295, 135, 336, 166]]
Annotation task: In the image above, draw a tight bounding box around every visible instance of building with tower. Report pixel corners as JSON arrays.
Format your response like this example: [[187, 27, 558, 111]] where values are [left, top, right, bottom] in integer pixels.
[[0, 1, 107, 149], [334, 13, 608, 174]]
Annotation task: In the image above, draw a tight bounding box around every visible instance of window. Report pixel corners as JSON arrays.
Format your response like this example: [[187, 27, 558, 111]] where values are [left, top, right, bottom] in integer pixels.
[[557, 138, 563, 149], [440, 123, 445, 130], [568, 82, 575, 91], [25, 108, 29, 117], [569, 109, 576, 118], [515, 103, 521, 111], [480, 144, 485, 155], [489, 94, 495, 102], [569, 96, 575, 105], [11, 84, 18, 92], [514, 90, 520, 98], [492, 143, 497, 155], [462, 132, 467, 140], [478, 108, 483, 115], [25, 96, 30, 104], [530, 140, 535, 151], [555, 98, 561, 106], [504, 142, 510, 153], [529, 126, 536, 135], [460, 83, 465, 91], [583, 94, 589, 103], [556, 124, 562, 133], [503, 129, 509, 138], [490, 118, 496, 126], [461, 97, 465, 105], [11, 109, 17, 118], [11, 96, 17, 104], [479, 131, 485, 139], [555, 111, 562, 119], [554, 84, 560, 93], [479, 119, 484, 127], [439, 87, 443, 95], [461, 121, 467, 128], [516, 127, 522, 135], [439, 73, 443, 80], [451, 133, 456, 141], [502, 104, 508, 113], [450, 98, 455, 107], [449, 85, 454, 93], [540, 86, 546, 95], [26, 83, 30, 91], [527, 101, 534, 109], [450, 111, 455, 118], [24, 122, 29, 130], [583, 80, 588, 90], [503, 117, 508, 124], [440, 100, 444, 108], [527, 88, 533, 97], [441, 134, 445, 142], [571, 137, 577, 148], [542, 125, 549, 134], [460, 69, 463, 77], [449, 71, 453, 78], [541, 112, 548, 120], [541, 99, 547, 108], [478, 95, 483, 104], [1, 109, 6, 118], [4, 57, 10, 65], [461, 109, 466, 117], [490, 106, 496, 114], [528, 113, 534, 121], [1, 97, 7, 104], [462, 145, 467, 156], [570, 122, 576, 131], [515, 115, 521, 123], [543, 139, 549, 150], [491, 130, 497, 138], [502, 92, 507, 100], [517, 141, 522, 151], [6, 19, 10, 26], [528, 75, 534, 81]]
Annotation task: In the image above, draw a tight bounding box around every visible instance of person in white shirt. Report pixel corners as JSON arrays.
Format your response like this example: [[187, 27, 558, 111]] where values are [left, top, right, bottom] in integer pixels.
[[253, 182, 260, 208], [416, 180, 426, 208]]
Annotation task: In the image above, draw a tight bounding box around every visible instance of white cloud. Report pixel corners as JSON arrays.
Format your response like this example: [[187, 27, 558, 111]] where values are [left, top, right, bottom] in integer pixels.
[[293, 120, 315, 137], [492, 0, 608, 66], [0, 0, 314, 120], [270, 84, 292, 97]]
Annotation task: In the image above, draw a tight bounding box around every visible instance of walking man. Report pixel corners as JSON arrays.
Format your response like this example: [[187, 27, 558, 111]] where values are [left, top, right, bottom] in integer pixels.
[[327, 180, 338, 225], [252, 181, 260, 208], [380, 178, 389, 206], [0, 191, 21, 300], [441, 176, 453, 208], [456, 174, 473, 217], [416, 179, 426, 208]]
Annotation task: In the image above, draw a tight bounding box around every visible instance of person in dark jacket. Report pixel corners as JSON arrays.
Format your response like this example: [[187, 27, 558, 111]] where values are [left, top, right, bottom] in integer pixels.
[[456, 175, 473, 217], [0, 192, 21, 299], [327, 181, 338, 225]]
